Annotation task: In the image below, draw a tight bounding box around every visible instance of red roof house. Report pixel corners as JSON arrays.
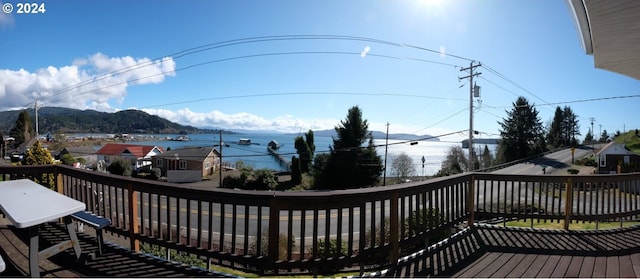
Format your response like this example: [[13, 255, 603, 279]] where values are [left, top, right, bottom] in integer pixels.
[[96, 143, 164, 170]]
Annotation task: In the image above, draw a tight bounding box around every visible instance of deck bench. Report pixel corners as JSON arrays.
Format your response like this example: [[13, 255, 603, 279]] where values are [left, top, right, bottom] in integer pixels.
[[71, 211, 111, 255]]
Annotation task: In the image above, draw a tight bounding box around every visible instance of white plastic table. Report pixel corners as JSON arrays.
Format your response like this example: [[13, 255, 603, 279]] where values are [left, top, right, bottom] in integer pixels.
[[0, 179, 85, 277]]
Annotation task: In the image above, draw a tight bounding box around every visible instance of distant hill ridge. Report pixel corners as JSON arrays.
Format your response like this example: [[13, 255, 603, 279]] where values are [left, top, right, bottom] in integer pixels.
[[287, 129, 439, 141], [0, 107, 218, 135]]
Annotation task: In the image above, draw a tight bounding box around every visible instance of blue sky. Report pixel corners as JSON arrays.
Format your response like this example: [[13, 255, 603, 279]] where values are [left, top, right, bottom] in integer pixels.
[[1, 0, 638, 142]]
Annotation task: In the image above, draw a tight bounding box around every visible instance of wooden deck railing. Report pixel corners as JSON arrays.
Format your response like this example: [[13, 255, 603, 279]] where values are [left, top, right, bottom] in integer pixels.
[[1, 164, 639, 275]]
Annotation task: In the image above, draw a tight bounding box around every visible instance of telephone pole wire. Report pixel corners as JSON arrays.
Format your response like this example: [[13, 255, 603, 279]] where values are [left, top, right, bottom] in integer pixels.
[[459, 61, 481, 171]]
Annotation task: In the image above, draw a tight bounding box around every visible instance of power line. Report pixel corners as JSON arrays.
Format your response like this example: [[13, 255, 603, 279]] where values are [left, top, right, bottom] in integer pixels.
[[480, 63, 552, 107], [140, 91, 467, 109], [483, 94, 640, 109], [32, 35, 477, 108], [29, 35, 407, 106]]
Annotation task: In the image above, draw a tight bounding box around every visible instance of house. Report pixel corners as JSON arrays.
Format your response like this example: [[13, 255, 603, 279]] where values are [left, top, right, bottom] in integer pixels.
[[596, 142, 640, 174], [95, 143, 164, 171], [152, 146, 220, 183]]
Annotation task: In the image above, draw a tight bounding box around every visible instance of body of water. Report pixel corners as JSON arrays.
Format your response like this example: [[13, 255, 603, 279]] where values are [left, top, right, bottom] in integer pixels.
[[114, 133, 495, 177]]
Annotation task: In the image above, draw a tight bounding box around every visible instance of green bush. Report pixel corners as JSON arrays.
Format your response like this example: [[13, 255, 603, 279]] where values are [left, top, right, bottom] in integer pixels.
[[140, 243, 206, 268], [567, 168, 579, 175], [107, 159, 132, 176]]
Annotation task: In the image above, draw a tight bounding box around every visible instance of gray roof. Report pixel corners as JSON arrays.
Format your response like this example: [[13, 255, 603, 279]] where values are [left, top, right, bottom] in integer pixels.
[[153, 146, 219, 161]]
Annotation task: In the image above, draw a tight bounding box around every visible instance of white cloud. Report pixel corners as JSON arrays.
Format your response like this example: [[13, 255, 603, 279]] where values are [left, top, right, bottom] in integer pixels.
[[0, 53, 176, 111], [139, 107, 464, 139], [142, 108, 339, 133]]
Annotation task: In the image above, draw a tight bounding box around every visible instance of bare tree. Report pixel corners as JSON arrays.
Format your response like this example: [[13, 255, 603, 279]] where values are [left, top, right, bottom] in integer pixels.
[[436, 146, 469, 177], [390, 152, 416, 183]]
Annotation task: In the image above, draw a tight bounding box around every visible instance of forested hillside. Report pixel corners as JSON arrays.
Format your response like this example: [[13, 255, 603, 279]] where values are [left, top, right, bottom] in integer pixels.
[[0, 107, 215, 134]]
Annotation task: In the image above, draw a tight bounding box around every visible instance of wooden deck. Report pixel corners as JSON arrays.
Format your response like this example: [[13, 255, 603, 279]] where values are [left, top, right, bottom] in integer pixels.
[[0, 217, 236, 277], [371, 224, 640, 278]]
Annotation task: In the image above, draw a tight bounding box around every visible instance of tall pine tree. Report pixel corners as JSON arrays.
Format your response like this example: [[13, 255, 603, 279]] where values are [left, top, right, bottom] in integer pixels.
[[497, 96, 546, 163], [315, 106, 382, 189], [9, 110, 33, 146]]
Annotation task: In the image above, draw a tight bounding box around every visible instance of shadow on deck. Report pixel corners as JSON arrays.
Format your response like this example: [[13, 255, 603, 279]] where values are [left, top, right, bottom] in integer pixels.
[[0, 219, 236, 277], [367, 224, 640, 278]]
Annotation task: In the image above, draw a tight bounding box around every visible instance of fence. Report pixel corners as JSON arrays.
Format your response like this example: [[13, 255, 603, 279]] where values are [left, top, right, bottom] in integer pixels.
[[1, 164, 639, 275]]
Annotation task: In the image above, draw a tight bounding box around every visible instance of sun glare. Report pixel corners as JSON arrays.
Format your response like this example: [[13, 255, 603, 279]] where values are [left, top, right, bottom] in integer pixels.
[[418, 0, 443, 7]]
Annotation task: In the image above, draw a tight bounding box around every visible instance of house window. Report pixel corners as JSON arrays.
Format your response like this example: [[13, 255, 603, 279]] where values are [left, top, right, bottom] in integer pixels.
[[157, 159, 163, 167], [205, 161, 210, 169], [179, 160, 187, 170]]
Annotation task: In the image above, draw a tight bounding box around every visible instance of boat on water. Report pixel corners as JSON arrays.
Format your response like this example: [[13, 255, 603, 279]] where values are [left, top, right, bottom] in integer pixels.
[[238, 138, 252, 145], [171, 135, 191, 141]]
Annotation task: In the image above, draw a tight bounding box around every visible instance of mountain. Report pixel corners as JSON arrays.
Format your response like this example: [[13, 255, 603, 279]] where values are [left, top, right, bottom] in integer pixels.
[[287, 129, 439, 141], [0, 107, 218, 135]]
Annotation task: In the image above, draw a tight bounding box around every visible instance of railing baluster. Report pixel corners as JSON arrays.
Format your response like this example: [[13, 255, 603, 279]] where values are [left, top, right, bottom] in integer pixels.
[[231, 204, 237, 255], [287, 209, 293, 261], [243, 204, 249, 255], [324, 208, 331, 257], [299, 209, 306, 260], [348, 207, 354, 258], [219, 203, 225, 252], [312, 209, 319, 257], [198, 200, 203, 247], [157, 194, 162, 240], [337, 207, 343, 257]]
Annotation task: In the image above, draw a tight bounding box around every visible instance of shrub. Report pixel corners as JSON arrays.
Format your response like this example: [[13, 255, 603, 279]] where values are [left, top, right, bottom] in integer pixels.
[[567, 168, 579, 175]]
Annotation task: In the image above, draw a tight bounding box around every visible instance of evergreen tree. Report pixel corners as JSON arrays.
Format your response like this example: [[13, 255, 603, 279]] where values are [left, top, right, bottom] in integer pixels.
[[547, 106, 564, 148], [293, 129, 316, 173], [291, 156, 302, 185], [9, 110, 33, 146], [497, 96, 546, 163], [305, 130, 315, 160], [294, 136, 311, 172], [562, 106, 580, 146], [584, 129, 594, 144], [481, 145, 493, 169], [315, 106, 382, 189], [599, 129, 610, 143], [547, 106, 580, 148]]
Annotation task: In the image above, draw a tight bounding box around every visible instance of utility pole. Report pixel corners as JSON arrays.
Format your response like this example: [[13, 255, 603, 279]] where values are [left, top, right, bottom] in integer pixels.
[[589, 117, 595, 149], [219, 130, 223, 188], [34, 99, 39, 140], [383, 122, 389, 186], [459, 61, 481, 172]]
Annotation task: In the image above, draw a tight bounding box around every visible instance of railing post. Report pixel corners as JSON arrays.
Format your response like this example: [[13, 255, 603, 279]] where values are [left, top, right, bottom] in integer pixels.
[[55, 170, 64, 194], [564, 177, 573, 230], [389, 192, 399, 265], [128, 182, 140, 252], [467, 173, 475, 226], [267, 195, 279, 272]]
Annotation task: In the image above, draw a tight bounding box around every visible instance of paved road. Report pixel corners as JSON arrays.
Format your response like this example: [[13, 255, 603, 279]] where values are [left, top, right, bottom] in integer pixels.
[[492, 145, 598, 175], [99, 146, 603, 251]]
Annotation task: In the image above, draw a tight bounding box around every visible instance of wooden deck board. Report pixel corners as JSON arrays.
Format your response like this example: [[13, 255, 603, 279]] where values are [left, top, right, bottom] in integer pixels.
[[536, 254, 560, 278], [578, 256, 596, 278], [565, 255, 585, 277], [0, 218, 235, 278], [550, 255, 573, 278], [492, 252, 525, 278], [592, 256, 607, 277], [605, 256, 620, 278]]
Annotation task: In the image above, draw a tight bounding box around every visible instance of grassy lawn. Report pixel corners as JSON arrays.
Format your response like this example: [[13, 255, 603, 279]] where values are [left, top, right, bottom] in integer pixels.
[[504, 219, 640, 230]]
